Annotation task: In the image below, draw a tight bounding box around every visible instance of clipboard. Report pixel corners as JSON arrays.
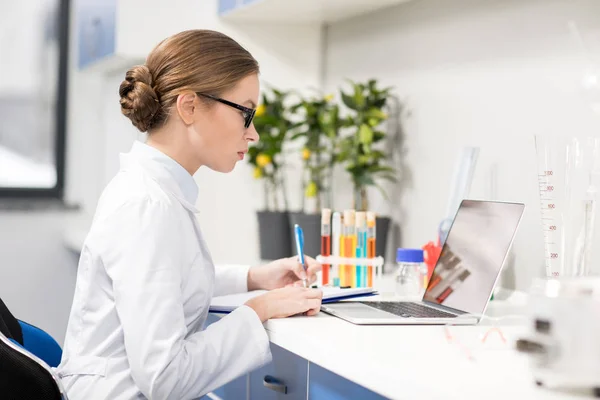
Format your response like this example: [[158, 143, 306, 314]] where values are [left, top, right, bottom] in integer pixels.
[[209, 287, 377, 314]]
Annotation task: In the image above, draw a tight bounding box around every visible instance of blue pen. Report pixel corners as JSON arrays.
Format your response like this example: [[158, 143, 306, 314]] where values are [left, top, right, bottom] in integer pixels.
[[294, 224, 309, 288]]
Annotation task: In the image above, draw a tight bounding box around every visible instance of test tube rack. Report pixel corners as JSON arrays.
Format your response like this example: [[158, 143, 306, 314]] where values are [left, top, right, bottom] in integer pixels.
[[316, 255, 385, 288]]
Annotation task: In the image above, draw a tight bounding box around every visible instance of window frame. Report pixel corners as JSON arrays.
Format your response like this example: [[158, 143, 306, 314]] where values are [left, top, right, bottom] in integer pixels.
[[0, 0, 70, 200]]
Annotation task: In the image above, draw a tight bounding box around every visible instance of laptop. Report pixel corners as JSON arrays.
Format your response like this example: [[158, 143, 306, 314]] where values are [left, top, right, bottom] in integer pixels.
[[321, 200, 525, 325]]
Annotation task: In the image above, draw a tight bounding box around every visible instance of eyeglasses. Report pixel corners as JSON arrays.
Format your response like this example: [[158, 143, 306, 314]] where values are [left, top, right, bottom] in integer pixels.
[[197, 93, 256, 129], [443, 314, 527, 362]]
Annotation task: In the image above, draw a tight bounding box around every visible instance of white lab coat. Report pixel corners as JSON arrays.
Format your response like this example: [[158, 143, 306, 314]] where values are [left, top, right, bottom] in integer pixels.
[[56, 141, 271, 400]]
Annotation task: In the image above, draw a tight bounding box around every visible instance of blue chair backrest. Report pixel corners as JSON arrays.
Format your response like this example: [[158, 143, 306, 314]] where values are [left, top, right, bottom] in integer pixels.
[[18, 320, 62, 368]]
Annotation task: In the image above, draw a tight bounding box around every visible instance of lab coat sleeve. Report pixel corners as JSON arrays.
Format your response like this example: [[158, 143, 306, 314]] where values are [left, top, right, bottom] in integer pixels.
[[214, 263, 251, 296], [101, 198, 271, 400]]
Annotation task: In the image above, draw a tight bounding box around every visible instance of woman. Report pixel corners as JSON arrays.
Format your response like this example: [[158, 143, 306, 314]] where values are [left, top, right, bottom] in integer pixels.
[[57, 29, 323, 400]]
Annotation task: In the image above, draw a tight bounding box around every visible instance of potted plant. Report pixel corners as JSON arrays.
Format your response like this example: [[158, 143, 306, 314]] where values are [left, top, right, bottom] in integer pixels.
[[248, 87, 295, 260], [288, 93, 342, 257], [337, 79, 397, 258]]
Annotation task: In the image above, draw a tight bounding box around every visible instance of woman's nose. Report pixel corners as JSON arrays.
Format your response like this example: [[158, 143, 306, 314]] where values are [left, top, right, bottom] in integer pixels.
[[246, 124, 259, 143]]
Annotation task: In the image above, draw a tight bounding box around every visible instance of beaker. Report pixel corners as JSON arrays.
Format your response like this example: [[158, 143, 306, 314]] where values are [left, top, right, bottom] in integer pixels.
[[535, 136, 600, 277]]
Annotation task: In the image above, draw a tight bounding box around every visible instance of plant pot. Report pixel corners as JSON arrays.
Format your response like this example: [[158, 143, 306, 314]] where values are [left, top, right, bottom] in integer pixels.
[[375, 216, 391, 259], [256, 211, 293, 261], [288, 212, 322, 258]]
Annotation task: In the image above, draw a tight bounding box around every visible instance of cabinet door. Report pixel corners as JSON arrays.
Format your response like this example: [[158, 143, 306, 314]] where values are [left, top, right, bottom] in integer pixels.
[[210, 374, 248, 399], [249, 343, 308, 400], [308, 362, 388, 400]]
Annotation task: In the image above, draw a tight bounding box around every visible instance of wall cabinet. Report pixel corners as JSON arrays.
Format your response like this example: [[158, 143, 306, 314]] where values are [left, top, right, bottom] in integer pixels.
[[76, 0, 117, 69], [217, 0, 414, 24]]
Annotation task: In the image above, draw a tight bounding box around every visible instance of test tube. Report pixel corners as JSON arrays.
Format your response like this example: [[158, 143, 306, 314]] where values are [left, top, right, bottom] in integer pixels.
[[355, 212, 367, 288], [331, 212, 342, 287], [366, 211, 376, 287], [343, 210, 356, 287], [321, 208, 332, 286]]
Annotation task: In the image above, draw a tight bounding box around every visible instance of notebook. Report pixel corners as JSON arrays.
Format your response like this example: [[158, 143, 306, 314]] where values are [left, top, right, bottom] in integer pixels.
[[209, 287, 377, 313]]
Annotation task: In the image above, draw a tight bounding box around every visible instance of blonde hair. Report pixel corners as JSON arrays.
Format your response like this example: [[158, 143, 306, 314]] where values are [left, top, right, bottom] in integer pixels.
[[119, 29, 259, 132]]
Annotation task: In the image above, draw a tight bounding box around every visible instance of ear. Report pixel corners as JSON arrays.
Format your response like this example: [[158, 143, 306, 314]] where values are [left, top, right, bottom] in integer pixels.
[[175, 92, 197, 125]]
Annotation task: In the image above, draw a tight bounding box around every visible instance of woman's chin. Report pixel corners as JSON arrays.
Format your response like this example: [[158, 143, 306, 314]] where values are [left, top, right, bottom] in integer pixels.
[[209, 162, 236, 174]]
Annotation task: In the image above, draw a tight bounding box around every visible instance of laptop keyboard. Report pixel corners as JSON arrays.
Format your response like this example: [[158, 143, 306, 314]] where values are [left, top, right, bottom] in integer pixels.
[[360, 301, 457, 318]]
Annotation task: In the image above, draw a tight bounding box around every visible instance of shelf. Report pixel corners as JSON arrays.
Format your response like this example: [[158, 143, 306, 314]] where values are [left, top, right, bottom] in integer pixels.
[[218, 0, 414, 24]]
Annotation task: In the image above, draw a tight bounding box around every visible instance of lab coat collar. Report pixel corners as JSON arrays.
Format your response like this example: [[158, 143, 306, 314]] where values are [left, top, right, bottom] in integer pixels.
[[120, 141, 199, 213]]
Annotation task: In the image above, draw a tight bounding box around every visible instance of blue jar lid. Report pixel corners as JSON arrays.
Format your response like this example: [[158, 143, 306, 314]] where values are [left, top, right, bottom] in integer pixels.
[[396, 248, 424, 263]]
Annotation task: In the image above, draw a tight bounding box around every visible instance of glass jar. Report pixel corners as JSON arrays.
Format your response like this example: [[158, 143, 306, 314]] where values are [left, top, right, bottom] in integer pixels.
[[395, 248, 426, 298]]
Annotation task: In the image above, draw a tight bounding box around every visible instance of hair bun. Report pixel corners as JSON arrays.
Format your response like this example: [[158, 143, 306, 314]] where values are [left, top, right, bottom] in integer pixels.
[[119, 65, 161, 132]]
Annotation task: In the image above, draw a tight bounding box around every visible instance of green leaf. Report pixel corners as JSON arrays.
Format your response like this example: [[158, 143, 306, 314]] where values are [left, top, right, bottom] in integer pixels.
[[365, 108, 387, 120], [357, 174, 375, 186], [369, 150, 386, 160], [380, 174, 398, 183], [373, 99, 387, 109], [341, 91, 357, 110], [341, 117, 355, 128], [368, 165, 396, 174], [353, 85, 366, 109], [358, 124, 373, 145], [358, 154, 371, 164], [360, 144, 372, 156], [372, 131, 386, 142], [290, 132, 306, 141]]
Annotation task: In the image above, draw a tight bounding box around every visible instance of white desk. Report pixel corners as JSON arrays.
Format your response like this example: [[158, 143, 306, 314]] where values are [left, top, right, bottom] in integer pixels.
[[208, 284, 595, 400]]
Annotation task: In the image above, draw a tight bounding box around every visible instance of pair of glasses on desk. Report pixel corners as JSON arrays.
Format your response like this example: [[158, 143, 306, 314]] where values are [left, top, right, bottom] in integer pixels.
[[442, 314, 528, 362]]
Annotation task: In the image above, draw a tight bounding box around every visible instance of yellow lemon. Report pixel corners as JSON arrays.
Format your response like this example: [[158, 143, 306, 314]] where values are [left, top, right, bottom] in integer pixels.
[[305, 181, 317, 198], [256, 153, 271, 168], [324, 94, 334, 102], [302, 148, 311, 160], [253, 167, 262, 179], [255, 104, 266, 117]]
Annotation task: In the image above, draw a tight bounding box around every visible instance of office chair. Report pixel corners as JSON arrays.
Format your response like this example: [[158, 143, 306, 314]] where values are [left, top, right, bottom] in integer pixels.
[[18, 320, 63, 368], [0, 297, 62, 367], [0, 296, 23, 344], [0, 330, 69, 400]]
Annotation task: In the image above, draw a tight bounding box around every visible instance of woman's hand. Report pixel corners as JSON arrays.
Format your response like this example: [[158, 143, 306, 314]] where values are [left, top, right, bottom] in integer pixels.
[[247, 256, 322, 291], [245, 286, 323, 322]]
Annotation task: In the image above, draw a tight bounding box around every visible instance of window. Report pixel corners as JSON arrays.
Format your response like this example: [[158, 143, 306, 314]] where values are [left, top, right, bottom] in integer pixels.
[[0, 0, 69, 198]]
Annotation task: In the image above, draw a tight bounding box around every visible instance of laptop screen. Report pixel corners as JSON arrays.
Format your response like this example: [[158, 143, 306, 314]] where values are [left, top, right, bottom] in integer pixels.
[[422, 200, 525, 315]]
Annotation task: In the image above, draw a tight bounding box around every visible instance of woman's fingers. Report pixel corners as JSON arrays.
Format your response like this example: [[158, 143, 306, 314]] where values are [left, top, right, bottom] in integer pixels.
[[305, 307, 320, 316], [304, 256, 322, 278], [304, 288, 323, 299]]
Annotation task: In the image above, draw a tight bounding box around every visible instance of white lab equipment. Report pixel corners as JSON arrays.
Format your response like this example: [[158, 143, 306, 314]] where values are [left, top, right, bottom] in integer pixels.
[[535, 136, 600, 277], [439, 147, 480, 245], [516, 277, 600, 397], [567, 20, 600, 115]]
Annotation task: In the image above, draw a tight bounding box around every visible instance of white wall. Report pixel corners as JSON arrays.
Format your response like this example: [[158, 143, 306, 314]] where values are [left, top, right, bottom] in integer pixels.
[[65, 0, 323, 265], [324, 0, 600, 290], [0, 211, 78, 345]]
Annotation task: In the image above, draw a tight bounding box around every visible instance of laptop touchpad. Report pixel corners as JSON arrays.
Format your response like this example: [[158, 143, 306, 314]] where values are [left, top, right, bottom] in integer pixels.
[[325, 302, 402, 318]]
